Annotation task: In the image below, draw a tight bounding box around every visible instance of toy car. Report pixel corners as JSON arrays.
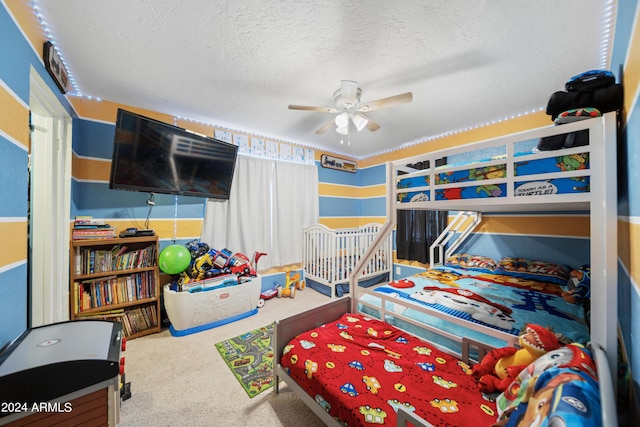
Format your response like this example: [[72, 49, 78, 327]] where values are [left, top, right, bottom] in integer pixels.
[[228, 253, 257, 278]]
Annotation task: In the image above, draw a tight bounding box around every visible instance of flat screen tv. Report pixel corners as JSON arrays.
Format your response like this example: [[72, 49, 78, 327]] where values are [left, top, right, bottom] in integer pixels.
[[109, 109, 238, 199]]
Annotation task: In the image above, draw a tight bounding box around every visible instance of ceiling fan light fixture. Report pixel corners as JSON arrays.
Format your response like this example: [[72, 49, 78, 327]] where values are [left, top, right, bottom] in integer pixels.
[[351, 113, 369, 131], [340, 80, 360, 107], [336, 125, 348, 135], [335, 112, 349, 128]]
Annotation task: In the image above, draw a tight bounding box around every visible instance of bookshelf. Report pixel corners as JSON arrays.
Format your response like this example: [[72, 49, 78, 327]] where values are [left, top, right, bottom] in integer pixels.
[[69, 235, 161, 339]]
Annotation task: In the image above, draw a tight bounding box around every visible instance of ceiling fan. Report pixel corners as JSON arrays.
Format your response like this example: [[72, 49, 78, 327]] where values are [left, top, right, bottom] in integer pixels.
[[288, 80, 413, 136]]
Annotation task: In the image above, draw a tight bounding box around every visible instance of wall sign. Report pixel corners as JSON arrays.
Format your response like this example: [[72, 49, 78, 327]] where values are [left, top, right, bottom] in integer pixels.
[[320, 154, 357, 173], [43, 41, 70, 94]]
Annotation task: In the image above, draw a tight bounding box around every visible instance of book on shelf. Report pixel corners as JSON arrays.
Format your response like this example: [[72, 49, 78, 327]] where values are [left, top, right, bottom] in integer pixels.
[[75, 272, 157, 312], [76, 304, 158, 338], [72, 229, 116, 239]]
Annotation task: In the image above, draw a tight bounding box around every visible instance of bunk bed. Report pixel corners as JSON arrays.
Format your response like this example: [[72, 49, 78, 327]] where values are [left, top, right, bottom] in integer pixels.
[[274, 112, 618, 426], [303, 223, 392, 298]]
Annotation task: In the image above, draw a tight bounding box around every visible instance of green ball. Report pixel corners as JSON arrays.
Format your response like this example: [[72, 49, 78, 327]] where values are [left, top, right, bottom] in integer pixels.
[[158, 244, 191, 274]]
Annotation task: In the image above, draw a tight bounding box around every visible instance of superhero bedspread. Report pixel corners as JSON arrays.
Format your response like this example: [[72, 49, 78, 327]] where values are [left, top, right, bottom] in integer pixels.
[[280, 312, 497, 427], [396, 149, 590, 203], [360, 255, 590, 351]]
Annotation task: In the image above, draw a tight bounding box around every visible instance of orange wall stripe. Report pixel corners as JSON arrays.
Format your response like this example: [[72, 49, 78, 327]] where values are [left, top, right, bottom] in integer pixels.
[[624, 12, 640, 117], [69, 219, 203, 240], [72, 154, 111, 181], [619, 219, 640, 290], [0, 85, 29, 150], [6, 0, 46, 61], [360, 184, 386, 198], [0, 221, 27, 268], [319, 217, 387, 229], [319, 183, 385, 198], [476, 215, 589, 237], [359, 112, 549, 168], [319, 183, 359, 197]]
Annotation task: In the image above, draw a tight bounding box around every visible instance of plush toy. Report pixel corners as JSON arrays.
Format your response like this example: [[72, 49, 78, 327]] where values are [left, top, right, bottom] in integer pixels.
[[561, 265, 591, 304], [472, 324, 561, 394]]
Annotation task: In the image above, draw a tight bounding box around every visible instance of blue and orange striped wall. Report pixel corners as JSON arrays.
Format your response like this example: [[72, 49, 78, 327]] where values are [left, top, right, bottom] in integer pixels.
[[2, 3, 640, 407]]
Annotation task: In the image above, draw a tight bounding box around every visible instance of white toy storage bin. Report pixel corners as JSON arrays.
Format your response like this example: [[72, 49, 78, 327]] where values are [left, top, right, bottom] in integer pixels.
[[163, 274, 262, 336]]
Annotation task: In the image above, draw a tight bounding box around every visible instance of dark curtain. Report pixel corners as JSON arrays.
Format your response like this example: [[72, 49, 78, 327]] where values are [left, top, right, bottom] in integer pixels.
[[396, 210, 448, 264]]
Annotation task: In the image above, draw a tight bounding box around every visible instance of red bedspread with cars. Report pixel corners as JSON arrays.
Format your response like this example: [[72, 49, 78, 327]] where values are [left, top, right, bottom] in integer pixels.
[[280, 313, 496, 426]]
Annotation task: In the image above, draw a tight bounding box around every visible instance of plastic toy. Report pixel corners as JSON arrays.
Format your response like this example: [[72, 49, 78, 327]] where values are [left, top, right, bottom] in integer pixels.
[[185, 239, 210, 259], [212, 248, 232, 269], [277, 271, 306, 298], [158, 244, 191, 274], [228, 253, 257, 278], [472, 324, 561, 394], [257, 284, 279, 308]]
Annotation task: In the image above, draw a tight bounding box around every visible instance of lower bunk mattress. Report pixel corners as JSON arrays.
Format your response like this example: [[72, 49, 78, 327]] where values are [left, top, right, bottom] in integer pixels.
[[359, 263, 590, 354], [280, 312, 497, 427]]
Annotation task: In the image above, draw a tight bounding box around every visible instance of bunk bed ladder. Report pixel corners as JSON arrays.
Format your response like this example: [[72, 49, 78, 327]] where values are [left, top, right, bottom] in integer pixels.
[[429, 211, 481, 266]]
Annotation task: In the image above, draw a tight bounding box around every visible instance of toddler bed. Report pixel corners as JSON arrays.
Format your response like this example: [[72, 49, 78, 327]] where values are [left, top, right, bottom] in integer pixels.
[[303, 223, 392, 298], [358, 254, 591, 357]]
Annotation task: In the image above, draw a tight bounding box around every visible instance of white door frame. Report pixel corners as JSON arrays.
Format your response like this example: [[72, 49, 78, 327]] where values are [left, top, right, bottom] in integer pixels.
[[29, 67, 72, 327]]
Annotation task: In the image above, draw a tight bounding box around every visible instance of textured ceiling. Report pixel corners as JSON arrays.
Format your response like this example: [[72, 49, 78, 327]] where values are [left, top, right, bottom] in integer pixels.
[[34, 1, 615, 158]]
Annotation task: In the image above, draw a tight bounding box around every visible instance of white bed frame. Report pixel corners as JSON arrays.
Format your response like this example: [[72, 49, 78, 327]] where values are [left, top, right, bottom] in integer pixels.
[[353, 112, 618, 380], [274, 113, 618, 426], [303, 223, 392, 298]]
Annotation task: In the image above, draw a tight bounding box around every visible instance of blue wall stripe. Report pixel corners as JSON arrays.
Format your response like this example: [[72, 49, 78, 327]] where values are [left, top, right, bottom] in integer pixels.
[[317, 162, 359, 185], [0, 264, 27, 347], [319, 196, 359, 217], [358, 163, 386, 186], [0, 6, 33, 104], [611, 0, 638, 73], [0, 138, 29, 217], [72, 181, 206, 218], [360, 196, 387, 217], [624, 107, 640, 216], [459, 233, 590, 269], [73, 118, 116, 159]]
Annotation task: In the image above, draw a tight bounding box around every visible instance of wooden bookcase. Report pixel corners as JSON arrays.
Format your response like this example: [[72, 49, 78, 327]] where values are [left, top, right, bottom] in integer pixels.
[[69, 235, 161, 339]]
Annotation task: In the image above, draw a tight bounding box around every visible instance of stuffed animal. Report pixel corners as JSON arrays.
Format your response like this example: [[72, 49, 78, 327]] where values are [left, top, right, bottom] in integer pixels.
[[561, 265, 591, 304], [472, 324, 561, 394]]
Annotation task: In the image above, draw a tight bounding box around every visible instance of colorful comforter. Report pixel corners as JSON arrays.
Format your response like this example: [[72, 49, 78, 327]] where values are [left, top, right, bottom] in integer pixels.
[[280, 313, 497, 427], [359, 265, 590, 351]]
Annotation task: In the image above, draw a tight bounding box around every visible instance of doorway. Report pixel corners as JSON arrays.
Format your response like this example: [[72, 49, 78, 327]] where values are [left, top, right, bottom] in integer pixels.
[[28, 67, 72, 327]]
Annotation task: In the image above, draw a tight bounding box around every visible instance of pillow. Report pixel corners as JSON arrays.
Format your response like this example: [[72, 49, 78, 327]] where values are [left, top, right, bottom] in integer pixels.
[[499, 366, 601, 426], [495, 257, 570, 286], [444, 253, 498, 272], [496, 344, 600, 426]]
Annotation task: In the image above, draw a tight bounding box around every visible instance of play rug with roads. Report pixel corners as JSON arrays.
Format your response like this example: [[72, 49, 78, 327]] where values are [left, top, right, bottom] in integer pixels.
[[215, 323, 275, 397]]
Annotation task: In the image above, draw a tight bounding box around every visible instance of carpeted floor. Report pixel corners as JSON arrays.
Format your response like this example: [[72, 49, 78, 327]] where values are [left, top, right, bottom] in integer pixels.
[[118, 287, 331, 427]]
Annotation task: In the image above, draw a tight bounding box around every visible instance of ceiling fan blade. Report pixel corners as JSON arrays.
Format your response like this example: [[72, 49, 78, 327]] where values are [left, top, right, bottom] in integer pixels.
[[288, 104, 339, 113], [340, 80, 359, 106], [365, 118, 381, 132], [315, 118, 336, 134], [357, 92, 413, 112]]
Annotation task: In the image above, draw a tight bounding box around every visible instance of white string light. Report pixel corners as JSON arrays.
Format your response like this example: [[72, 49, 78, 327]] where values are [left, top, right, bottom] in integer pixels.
[[30, 1, 616, 161]]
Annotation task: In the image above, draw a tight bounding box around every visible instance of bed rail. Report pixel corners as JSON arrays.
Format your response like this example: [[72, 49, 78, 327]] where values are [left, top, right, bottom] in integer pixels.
[[429, 210, 481, 266]]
